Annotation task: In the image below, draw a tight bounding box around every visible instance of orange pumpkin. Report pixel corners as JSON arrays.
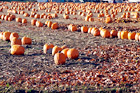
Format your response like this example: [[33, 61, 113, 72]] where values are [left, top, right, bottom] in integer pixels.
[[54, 53, 66, 65], [63, 14, 69, 19], [16, 18, 22, 23], [89, 17, 94, 22], [34, 14, 40, 18], [61, 48, 69, 58], [105, 17, 112, 23], [21, 36, 32, 45], [11, 37, 22, 46], [110, 30, 118, 37], [100, 29, 110, 38], [117, 31, 122, 39], [121, 31, 128, 39], [36, 21, 43, 27], [11, 45, 25, 55], [52, 46, 62, 56], [88, 27, 92, 33], [91, 28, 100, 36], [43, 44, 54, 54], [22, 19, 27, 23], [67, 48, 79, 59], [61, 45, 68, 49], [10, 32, 19, 41], [128, 32, 136, 40], [3, 32, 11, 41], [31, 19, 37, 26], [0, 32, 3, 40], [47, 21, 52, 27], [81, 26, 88, 33], [51, 23, 58, 29], [135, 33, 140, 41]]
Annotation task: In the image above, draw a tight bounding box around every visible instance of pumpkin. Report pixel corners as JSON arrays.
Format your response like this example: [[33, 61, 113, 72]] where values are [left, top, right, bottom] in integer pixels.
[[135, 33, 140, 41], [63, 14, 69, 19], [52, 46, 62, 56], [71, 26, 77, 32], [88, 27, 92, 33], [36, 21, 43, 27], [51, 23, 58, 29], [61, 48, 69, 58], [3, 31, 11, 41], [43, 44, 54, 54], [0, 32, 3, 40], [11, 37, 22, 46], [24, 13, 29, 17], [110, 30, 118, 37], [34, 14, 40, 18], [8, 17, 12, 21], [31, 19, 37, 26], [61, 45, 68, 49], [85, 15, 90, 21], [4, 15, 9, 21], [128, 32, 136, 40], [81, 26, 88, 33], [100, 29, 110, 38], [16, 18, 22, 23], [21, 36, 32, 45], [11, 45, 25, 55], [54, 53, 66, 65], [121, 31, 128, 39], [105, 17, 112, 23], [22, 19, 27, 23], [117, 31, 122, 39], [91, 28, 100, 36], [10, 32, 19, 41], [67, 48, 79, 59], [47, 21, 52, 27], [89, 17, 94, 22]]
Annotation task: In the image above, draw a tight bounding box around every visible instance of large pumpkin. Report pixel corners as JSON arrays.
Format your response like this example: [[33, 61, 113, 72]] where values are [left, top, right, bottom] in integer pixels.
[[135, 33, 140, 41], [54, 53, 66, 65], [81, 26, 88, 33], [110, 30, 118, 37], [51, 23, 58, 29], [91, 28, 100, 36], [61, 48, 69, 58], [67, 48, 79, 59], [11, 45, 25, 55]]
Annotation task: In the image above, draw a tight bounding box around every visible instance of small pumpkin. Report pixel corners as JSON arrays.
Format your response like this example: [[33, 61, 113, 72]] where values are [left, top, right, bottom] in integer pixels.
[[105, 17, 112, 23], [61, 45, 68, 49], [100, 29, 110, 38], [3, 31, 11, 41], [43, 44, 54, 54], [117, 31, 122, 39], [34, 14, 40, 18], [121, 31, 128, 39], [128, 32, 136, 40], [54, 53, 66, 65], [51, 22, 58, 29], [22, 19, 27, 24], [11, 45, 25, 55], [36, 21, 43, 27], [0, 32, 3, 40], [110, 30, 118, 37], [91, 28, 100, 36], [88, 27, 92, 33], [16, 18, 22, 23], [11, 37, 22, 46], [89, 17, 94, 22], [52, 46, 62, 56], [61, 48, 69, 58], [81, 26, 88, 33], [31, 19, 37, 26], [21, 36, 32, 45], [47, 21, 52, 27], [10, 32, 19, 41], [67, 48, 79, 59], [135, 33, 140, 41]]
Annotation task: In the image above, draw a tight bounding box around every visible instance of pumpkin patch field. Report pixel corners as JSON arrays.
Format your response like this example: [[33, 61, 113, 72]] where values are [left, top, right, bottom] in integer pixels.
[[0, 1, 140, 92]]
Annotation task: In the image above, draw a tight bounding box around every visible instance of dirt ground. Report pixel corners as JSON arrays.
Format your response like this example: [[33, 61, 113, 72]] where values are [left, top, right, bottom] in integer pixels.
[[0, 2, 140, 92]]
